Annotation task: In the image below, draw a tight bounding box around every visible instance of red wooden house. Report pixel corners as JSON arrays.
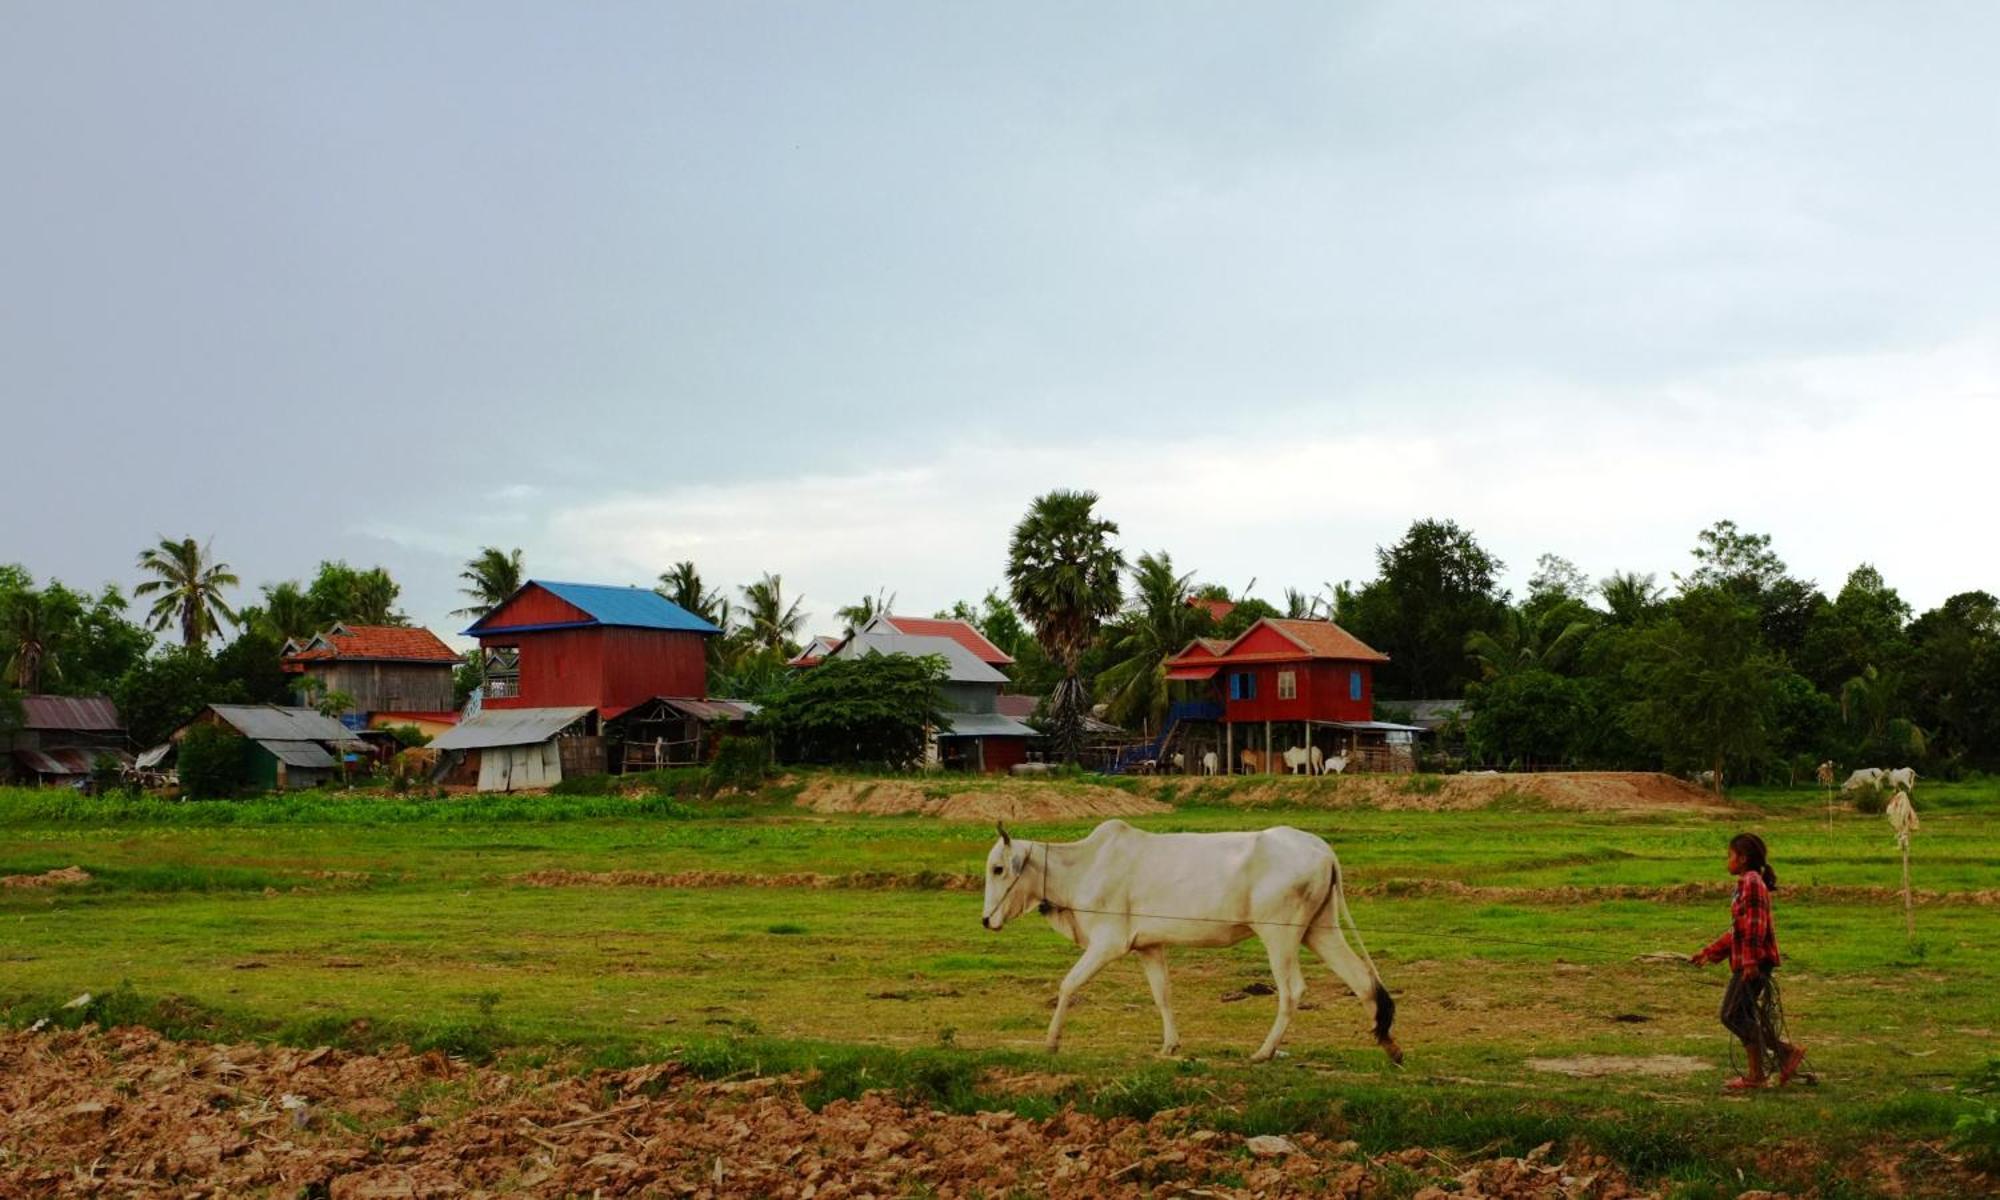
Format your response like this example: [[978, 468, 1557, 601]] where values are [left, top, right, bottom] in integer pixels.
[[1155, 618, 1418, 773], [463, 580, 720, 717]]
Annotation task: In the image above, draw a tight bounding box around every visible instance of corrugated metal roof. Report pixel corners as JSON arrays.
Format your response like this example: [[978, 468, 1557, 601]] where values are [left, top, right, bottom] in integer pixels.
[[467, 581, 721, 636], [430, 706, 594, 751], [936, 712, 1037, 738], [10, 747, 132, 776], [206, 705, 356, 743], [994, 693, 1039, 719], [835, 631, 1009, 683], [20, 695, 123, 732], [878, 615, 1015, 665], [263, 741, 338, 769], [661, 698, 755, 722]]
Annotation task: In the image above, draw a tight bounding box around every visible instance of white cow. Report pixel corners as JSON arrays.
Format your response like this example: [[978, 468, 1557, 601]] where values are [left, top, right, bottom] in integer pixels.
[[980, 820, 1400, 1064], [1842, 767, 1887, 792], [1886, 767, 1917, 792], [1324, 752, 1349, 775], [1170, 752, 1186, 774], [1309, 745, 1325, 775], [1201, 751, 1219, 776], [1282, 746, 1313, 775]]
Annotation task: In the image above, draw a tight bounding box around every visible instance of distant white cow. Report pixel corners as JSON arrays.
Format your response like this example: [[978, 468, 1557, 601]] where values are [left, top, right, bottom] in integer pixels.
[[1843, 767, 1887, 792], [1170, 752, 1186, 774], [1886, 767, 1917, 792], [1324, 752, 1349, 775], [1282, 746, 1313, 775], [981, 820, 1400, 1064], [1309, 745, 1325, 775], [1201, 751, 1219, 776]]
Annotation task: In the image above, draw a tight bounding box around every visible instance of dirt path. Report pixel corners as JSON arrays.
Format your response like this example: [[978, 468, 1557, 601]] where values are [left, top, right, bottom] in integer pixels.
[[0, 1026, 1659, 1198]]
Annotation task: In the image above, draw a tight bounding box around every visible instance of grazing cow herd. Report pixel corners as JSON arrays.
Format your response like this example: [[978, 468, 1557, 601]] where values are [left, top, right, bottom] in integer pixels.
[[1841, 765, 1918, 793], [1164, 748, 1350, 776]]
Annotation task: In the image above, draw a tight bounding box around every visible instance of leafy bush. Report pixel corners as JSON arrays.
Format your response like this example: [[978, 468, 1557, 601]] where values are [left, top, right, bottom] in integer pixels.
[[176, 724, 247, 799], [382, 724, 431, 749], [1850, 780, 1891, 814], [754, 653, 948, 767], [707, 735, 771, 794]]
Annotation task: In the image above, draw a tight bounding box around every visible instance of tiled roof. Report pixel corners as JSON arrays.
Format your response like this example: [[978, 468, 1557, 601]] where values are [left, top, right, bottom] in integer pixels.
[[881, 615, 1014, 665], [1189, 598, 1236, 622], [1261, 619, 1390, 662], [285, 625, 460, 665]]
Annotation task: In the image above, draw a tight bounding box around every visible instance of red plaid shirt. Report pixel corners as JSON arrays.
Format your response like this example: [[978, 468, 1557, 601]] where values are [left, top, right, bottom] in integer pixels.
[[1698, 870, 1781, 971]]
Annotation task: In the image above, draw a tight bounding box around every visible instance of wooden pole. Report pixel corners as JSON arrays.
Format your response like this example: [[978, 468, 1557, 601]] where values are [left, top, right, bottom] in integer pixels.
[[1265, 720, 1274, 774], [1902, 842, 1914, 940], [1225, 722, 1234, 775]]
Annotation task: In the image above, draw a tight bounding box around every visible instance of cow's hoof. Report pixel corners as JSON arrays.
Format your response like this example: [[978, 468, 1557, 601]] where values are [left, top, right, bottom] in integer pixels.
[[1158, 1044, 1181, 1058], [1249, 1050, 1274, 1063]]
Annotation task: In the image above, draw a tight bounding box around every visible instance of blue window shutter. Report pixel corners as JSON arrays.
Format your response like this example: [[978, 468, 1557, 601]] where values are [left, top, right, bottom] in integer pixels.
[[1349, 670, 1362, 701]]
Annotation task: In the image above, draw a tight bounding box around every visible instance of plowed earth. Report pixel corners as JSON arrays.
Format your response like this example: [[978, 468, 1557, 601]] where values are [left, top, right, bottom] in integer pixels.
[[796, 778, 1170, 821], [1142, 772, 1733, 814], [0, 1027, 1662, 1198]]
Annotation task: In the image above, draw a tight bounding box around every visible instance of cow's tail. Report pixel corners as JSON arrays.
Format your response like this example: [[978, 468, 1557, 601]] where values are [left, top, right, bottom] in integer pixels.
[[1323, 859, 1398, 1054]]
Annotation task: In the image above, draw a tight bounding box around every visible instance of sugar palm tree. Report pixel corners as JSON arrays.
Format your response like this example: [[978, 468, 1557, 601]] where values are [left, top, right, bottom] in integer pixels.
[[455, 547, 525, 619], [835, 589, 896, 633], [740, 573, 806, 657], [134, 536, 239, 648], [3, 589, 64, 691], [1006, 490, 1124, 760], [1097, 551, 1208, 732]]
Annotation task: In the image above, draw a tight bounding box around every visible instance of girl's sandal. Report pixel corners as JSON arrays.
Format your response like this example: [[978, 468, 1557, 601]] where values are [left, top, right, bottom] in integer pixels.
[[1722, 1075, 1766, 1091], [1778, 1047, 1809, 1086]]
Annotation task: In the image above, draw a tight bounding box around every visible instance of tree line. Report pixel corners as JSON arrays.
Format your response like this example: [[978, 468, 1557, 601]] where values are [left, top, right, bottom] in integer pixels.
[[7, 508, 1996, 781]]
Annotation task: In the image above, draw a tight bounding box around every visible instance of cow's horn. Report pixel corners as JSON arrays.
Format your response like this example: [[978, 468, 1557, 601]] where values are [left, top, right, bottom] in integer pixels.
[[997, 820, 1011, 845]]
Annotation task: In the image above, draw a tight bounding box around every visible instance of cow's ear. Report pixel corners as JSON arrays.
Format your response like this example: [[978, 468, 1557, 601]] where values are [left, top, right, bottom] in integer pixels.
[[997, 820, 1011, 846]]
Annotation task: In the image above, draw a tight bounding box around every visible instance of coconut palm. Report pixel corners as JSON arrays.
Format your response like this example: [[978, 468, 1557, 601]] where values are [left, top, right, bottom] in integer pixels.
[[1465, 602, 1595, 681], [455, 547, 525, 619], [835, 589, 896, 633], [134, 536, 239, 648], [1097, 552, 1209, 731], [1597, 571, 1664, 626], [658, 561, 729, 627], [252, 581, 318, 641], [740, 573, 806, 657], [1006, 490, 1125, 760]]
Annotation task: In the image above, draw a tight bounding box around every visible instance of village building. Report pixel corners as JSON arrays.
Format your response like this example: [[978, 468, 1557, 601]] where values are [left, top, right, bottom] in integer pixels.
[[175, 704, 367, 791], [433, 580, 723, 789], [785, 635, 844, 669], [1148, 618, 1422, 774], [825, 622, 1035, 773], [281, 623, 461, 732], [4, 695, 130, 785]]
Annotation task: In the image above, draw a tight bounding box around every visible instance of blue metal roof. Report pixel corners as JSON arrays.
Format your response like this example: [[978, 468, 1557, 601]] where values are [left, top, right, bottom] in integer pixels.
[[466, 580, 722, 636]]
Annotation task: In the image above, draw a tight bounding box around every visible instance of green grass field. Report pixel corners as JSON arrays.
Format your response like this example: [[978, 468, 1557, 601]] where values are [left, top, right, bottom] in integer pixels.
[[4, 775, 1995, 1196]]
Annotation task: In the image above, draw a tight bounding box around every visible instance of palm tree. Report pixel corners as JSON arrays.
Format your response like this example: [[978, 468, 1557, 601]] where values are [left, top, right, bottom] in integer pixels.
[[455, 547, 525, 619], [254, 581, 318, 641], [1465, 603, 1595, 681], [1006, 490, 1125, 760], [1598, 571, 1664, 626], [1097, 551, 1209, 731], [657, 561, 725, 626], [835, 589, 896, 633], [3, 589, 64, 691], [739, 573, 806, 657], [134, 536, 239, 648]]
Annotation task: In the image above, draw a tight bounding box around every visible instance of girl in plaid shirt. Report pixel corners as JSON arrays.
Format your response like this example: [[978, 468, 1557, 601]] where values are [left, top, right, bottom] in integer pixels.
[[1690, 833, 1808, 1089]]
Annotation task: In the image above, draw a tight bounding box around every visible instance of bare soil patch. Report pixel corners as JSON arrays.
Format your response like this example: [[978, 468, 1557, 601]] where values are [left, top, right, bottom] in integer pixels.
[[1525, 1054, 1710, 1079], [1147, 772, 1734, 814], [0, 1026, 1663, 1198], [798, 777, 1169, 821], [0, 866, 91, 889]]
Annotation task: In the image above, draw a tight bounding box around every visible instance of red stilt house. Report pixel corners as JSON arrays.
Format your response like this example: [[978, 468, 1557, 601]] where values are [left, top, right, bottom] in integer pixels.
[[1151, 618, 1420, 774]]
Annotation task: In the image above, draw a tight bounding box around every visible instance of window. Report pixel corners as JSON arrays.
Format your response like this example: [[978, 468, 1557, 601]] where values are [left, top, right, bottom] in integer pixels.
[[1349, 669, 1363, 701], [1277, 670, 1297, 700], [1230, 672, 1257, 701]]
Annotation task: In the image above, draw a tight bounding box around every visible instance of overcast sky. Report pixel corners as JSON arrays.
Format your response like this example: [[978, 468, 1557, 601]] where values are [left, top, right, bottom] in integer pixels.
[[5, 3, 1997, 643]]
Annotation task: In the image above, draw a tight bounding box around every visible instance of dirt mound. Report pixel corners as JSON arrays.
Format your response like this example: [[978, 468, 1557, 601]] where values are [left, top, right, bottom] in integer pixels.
[[1146, 772, 1732, 814], [0, 1026, 1660, 1198], [798, 777, 1169, 821], [0, 866, 91, 889]]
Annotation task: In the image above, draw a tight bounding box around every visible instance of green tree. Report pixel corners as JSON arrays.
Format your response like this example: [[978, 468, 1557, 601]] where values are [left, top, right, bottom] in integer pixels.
[[455, 547, 525, 620], [1217, 596, 1281, 639], [738, 573, 806, 657], [305, 561, 405, 626], [1465, 669, 1587, 768], [53, 584, 152, 694], [1907, 592, 2000, 768], [114, 647, 219, 747], [1097, 551, 1212, 731], [1006, 490, 1125, 760], [658, 561, 728, 628], [1623, 587, 1783, 788], [134, 536, 240, 648], [213, 626, 294, 705], [1597, 571, 1665, 627], [754, 652, 948, 766], [176, 723, 247, 799], [1339, 518, 1507, 700], [1799, 565, 1912, 693], [1465, 601, 1595, 682], [2, 586, 71, 691], [244, 580, 319, 642]]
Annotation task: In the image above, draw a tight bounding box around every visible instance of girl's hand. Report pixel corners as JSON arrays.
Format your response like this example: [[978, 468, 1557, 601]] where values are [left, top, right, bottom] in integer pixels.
[[1687, 951, 1705, 965]]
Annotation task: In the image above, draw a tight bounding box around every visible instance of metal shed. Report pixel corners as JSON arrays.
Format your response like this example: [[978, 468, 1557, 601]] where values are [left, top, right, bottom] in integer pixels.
[[430, 706, 597, 792]]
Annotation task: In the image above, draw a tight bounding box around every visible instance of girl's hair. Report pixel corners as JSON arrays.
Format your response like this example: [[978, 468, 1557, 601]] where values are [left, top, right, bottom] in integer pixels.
[[1729, 832, 1778, 891]]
